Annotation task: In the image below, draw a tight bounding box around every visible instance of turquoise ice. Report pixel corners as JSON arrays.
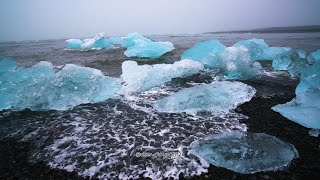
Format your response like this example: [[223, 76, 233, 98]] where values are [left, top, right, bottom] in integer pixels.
[[122, 32, 152, 48], [0, 57, 17, 73], [108, 36, 123, 45], [0, 60, 121, 111], [65, 39, 83, 49], [295, 62, 320, 94], [181, 39, 226, 67], [217, 46, 262, 80], [272, 90, 320, 129], [81, 33, 114, 50], [189, 131, 298, 174], [263, 47, 291, 60], [307, 49, 320, 64], [124, 41, 174, 58], [121, 60, 204, 93], [153, 81, 256, 115], [233, 38, 269, 60], [272, 48, 308, 77]]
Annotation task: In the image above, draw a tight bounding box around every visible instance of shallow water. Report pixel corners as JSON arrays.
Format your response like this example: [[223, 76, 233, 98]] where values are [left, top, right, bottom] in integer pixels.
[[0, 32, 319, 179]]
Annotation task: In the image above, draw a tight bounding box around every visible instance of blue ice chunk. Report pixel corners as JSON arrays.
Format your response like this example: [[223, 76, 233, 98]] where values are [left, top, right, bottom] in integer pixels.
[[272, 48, 308, 77], [81, 33, 114, 50], [309, 129, 320, 137], [65, 39, 83, 49], [108, 36, 123, 45], [181, 40, 226, 67], [0, 57, 17, 73], [154, 81, 256, 115], [121, 60, 204, 93], [272, 90, 320, 129], [124, 41, 174, 58], [189, 131, 298, 174], [0, 61, 121, 111], [217, 46, 262, 80], [122, 33, 152, 48], [307, 49, 320, 64], [233, 38, 269, 60], [295, 62, 320, 94], [263, 47, 291, 60]]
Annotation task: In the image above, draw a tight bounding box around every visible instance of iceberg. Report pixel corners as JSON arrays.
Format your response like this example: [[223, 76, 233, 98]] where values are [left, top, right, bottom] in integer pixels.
[[272, 90, 320, 129], [307, 49, 320, 64], [81, 33, 114, 50], [121, 60, 204, 93], [0, 57, 17, 73], [122, 32, 152, 48], [153, 81, 256, 115], [108, 36, 123, 45], [272, 49, 308, 77], [295, 62, 320, 94], [189, 131, 298, 174], [263, 47, 291, 60], [65, 39, 83, 49], [124, 41, 174, 59], [217, 46, 262, 80], [0, 60, 121, 111], [233, 38, 269, 60], [181, 40, 226, 67]]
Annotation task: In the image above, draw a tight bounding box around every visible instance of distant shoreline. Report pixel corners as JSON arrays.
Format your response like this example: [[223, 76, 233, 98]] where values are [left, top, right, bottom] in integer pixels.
[[206, 25, 320, 34]]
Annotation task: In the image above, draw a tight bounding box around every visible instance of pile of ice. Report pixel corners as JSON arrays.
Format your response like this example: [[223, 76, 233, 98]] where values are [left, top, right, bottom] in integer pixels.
[[154, 81, 256, 115], [121, 60, 204, 93], [181, 40, 226, 67], [122, 33, 175, 58], [189, 131, 299, 174], [0, 57, 121, 111], [272, 48, 308, 77], [66, 33, 119, 50], [272, 62, 320, 129]]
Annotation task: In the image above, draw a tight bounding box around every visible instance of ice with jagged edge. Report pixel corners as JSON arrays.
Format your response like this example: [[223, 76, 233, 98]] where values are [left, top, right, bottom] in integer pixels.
[[65, 33, 115, 50], [154, 81, 256, 115], [233, 38, 269, 60], [121, 32, 152, 48], [181, 40, 226, 67], [121, 60, 204, 93], [0, 59, 121, 111], [307, 49, 320, 64], [295, 62, 320, 94], [264, 47, 291, 60], [217, 46, 263, 80], [272, 48, 308, 77], [189, 131, 299, 174], [124, 41, 175, 58], [272, 89, 320, 129]]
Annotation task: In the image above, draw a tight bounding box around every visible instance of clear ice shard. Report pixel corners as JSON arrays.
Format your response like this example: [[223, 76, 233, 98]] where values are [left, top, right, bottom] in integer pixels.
[[181, 40, 226, 67], [0, 57, 17, 73], [0, 60, 121, 111], [124, 41, 175, 59], [272, 48, 308, 77], [295, 62, 320, 94], [217, 46, 262, 80], [121, 32, 152, 48], [272, 89, 320, 129], [189, 131, 299, 174], [153, 81, 256, 115], [307, 49, 320, 64], [65, 39, 83, 49], [121, 60, 204, 93], [233, 38, 269, 60]]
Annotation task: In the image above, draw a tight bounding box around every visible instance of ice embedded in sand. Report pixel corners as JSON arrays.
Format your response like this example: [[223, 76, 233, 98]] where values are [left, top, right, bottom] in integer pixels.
[[181, 40, 226, 67], [124, 41, 175, 59], [272, 48, 308, 77], [0, 60, 121, 111], [189, 131, 298, 174], [121, 60, 204, 93], [233, 38, 269, 60], [154, 81, 256, 115], [272, 90, 320, 129], [217, 46, 263, 80], [307, 49, 320, 64]]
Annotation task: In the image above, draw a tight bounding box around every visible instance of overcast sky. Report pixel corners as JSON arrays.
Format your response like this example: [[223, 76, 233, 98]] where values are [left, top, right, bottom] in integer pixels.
[[0, 0, 320, 41]]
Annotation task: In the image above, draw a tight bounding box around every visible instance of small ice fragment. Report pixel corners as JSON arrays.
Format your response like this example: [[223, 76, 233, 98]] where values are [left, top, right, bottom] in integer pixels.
[[309, 129, 320, 137]]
